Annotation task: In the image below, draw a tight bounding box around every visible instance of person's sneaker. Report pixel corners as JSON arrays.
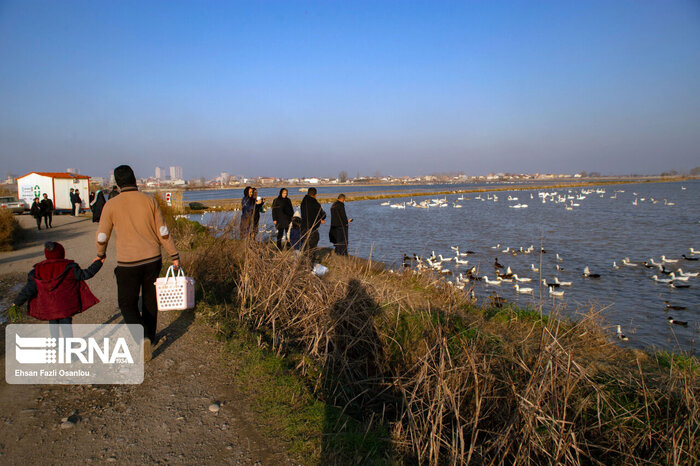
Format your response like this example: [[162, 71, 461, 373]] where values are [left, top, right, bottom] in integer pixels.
[[143, 339, 152, 363]]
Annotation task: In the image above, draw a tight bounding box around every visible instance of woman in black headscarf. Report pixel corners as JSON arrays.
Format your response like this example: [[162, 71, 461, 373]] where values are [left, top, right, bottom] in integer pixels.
[[271, 188, 294, 249], [91, 190, 107, 223], [240, 186, 255, 238]]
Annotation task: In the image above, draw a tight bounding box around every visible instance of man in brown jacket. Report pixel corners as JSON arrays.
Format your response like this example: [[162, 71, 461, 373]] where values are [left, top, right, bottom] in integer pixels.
[[96, 165, 179, 360]]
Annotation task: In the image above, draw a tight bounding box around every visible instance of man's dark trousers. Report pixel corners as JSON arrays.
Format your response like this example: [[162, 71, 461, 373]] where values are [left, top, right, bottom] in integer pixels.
[[114, 259, 162, 344], [305, 230, 320, 251]]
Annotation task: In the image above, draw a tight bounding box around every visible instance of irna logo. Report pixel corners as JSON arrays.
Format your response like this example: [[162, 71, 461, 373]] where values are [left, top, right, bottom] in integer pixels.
[[15, 334, 134, 365]]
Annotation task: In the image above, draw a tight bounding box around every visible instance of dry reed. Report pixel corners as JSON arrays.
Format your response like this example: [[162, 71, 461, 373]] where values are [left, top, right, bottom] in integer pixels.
[[178, 216, 698, 465]]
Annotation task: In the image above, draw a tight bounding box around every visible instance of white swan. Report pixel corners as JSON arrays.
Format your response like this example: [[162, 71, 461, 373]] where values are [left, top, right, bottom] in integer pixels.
[[621, 258, 638, 267], [514, 284, 533, 294], [689, 248, 699, 255], [455, 257, 469, 265], [661, 255, 678, 263], [549, 288, 564, 298], [483, 276, 502, 285], [556, 253, 563, 262], [530, 264, 539, 272], [676, 269, 699, 278], [613, 261, 619, 269], [553, 277, 572, 286], [651, 275, 672, 284], [513, 274, 532, 283], [668, 273, 689, 282]]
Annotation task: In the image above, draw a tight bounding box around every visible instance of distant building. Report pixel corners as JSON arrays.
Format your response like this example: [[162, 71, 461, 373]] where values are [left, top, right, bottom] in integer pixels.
[[303, 178, 320, 184], [169, 166, 183, 180], [66, 168, 80, 174], [155, 167, 167, 180]]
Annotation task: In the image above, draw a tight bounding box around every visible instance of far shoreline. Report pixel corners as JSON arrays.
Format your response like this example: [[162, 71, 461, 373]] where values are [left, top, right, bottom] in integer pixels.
[[162, 177, 693, 212]]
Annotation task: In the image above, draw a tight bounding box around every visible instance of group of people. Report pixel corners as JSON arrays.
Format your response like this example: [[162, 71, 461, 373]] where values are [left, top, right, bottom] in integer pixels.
[[69, 188, 83, 216], [12, 165, 179, 362], [28, 185, 120, 230], [29, 193, 54, 230], [241, 186, 352, 256]]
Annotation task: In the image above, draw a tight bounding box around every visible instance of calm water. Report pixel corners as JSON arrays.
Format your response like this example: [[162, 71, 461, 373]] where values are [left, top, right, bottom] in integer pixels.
[[184, 181, 566, 202], [190, 181, 700, 355]]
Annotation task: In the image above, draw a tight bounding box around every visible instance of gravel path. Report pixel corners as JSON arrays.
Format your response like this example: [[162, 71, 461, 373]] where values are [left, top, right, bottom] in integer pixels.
[[0, 214, 291, 464]]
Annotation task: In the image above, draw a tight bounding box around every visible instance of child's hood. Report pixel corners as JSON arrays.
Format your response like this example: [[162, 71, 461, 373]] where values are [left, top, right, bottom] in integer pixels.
[[33, 259, 76, 291]]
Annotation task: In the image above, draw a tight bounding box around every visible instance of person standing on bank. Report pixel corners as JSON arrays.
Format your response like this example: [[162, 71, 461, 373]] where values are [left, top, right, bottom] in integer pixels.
[[73, 189, 83, 216], [330, 194, 352, 256], [91, 190, 106, 223], [252, 188, 264, 237], [40, 193, 54, 229], [300, 187, 326, 253], [271, 188, 294, 249], [96, 165, 180, 361], [30, 197, 42, 230], [240, 186, 255, 239], [109, 185, 120, 199], [69, 188, 76, 216]]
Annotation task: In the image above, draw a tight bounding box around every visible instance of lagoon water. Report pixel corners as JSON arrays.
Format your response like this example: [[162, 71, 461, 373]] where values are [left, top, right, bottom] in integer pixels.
[[183, 181, 548, 202], [190, 181, 700, 356]]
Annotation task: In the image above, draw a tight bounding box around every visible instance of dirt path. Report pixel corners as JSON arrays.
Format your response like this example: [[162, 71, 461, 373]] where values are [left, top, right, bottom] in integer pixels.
[[0, 214, 291, 464]]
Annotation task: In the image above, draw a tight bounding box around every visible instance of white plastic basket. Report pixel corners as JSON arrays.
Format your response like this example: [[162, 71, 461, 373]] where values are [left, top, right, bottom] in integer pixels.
[[155, 266, 195, 311]]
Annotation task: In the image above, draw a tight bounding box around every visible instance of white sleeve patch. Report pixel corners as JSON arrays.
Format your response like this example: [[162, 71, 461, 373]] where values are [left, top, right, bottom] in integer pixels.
[[97, 232, 108, 243], [160, 226, 169, 236]]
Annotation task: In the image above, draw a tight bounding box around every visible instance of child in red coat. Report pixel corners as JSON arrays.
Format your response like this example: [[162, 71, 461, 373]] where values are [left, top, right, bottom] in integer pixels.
[[8, 242, 104, 336]]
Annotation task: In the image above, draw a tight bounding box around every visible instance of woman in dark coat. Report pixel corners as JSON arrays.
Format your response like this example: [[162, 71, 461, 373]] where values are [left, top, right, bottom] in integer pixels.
[[251, 188, 265, 236], [91, 190, 107, 223], [30, 197, 42, 230], [240, 186, 255, 239], [271, 188, 294, 249], [330, 194, 352, 255]]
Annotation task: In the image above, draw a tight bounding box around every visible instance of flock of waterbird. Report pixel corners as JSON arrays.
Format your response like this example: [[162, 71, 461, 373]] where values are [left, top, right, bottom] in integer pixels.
[[403, 245, 698, 340], [383, 186, 684, 212], [393, 184, 695, 343]]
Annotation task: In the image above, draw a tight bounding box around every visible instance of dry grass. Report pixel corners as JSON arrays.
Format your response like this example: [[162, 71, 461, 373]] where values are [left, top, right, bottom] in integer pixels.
[[0, 210, 22, 251], [175, 215, 698, 464]]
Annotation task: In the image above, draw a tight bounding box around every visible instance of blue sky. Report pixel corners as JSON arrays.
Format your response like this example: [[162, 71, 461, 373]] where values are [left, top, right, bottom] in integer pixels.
[[1, 0, 699, 179]]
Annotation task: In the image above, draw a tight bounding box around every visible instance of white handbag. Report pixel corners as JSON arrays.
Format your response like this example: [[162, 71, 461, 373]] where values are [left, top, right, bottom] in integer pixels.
[[155, 266, 195, 311]]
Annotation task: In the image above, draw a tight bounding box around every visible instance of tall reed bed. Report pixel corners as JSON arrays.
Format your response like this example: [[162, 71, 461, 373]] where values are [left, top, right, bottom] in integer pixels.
[[179, 220, 698, 464]]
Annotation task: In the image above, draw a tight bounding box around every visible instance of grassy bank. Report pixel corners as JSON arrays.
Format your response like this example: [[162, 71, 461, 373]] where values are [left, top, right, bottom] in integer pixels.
[[0, 210, 23, 251], [172, 217, 698, 465]]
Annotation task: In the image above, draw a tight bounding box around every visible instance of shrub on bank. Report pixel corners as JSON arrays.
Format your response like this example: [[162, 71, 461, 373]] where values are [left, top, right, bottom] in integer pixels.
[[0, 210, 22, 251], [181, 223, 698, 465]]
